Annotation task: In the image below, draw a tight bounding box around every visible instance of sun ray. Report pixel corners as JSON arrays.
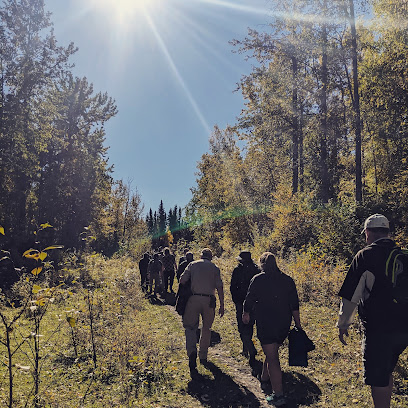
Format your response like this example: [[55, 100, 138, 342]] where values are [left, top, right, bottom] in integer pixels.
[[144, 12, 212, 135]]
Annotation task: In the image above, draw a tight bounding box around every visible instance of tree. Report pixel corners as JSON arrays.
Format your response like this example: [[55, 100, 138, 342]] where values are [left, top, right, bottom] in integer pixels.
[[0, 0, 76, 252]]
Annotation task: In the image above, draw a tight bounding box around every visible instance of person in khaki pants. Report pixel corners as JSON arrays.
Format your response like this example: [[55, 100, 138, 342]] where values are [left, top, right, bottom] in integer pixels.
[[179, 248, 224, 378]]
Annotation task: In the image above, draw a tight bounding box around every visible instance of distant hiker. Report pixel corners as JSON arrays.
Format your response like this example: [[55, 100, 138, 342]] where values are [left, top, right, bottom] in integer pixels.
[[243, 252, 301, 407], [179, 248, 224, 378], [178, 248, 189, 268], [230, 250, 259, 365], [162, 247, 176, 293], [337, 214, 408, 408], [138, 253, 150, 292], [147, 253, 163, 296], [177, 251, 194, 281], [0, 255, 19, 296]]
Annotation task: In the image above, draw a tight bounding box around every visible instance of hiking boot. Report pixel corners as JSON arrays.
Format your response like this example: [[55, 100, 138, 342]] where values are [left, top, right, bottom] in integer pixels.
[[260, 379, 272, 394], [189, 351, 197, 370], [189, 366, 199, 379], [266, 393, 287, 406]]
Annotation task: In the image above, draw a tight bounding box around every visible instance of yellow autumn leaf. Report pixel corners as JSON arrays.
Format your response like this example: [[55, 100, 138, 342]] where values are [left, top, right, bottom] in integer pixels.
[[42, 245, 63, 251], [32, 285, 42, 294], [0, 226, 5, 235], [23, 249, 40, 259], [66, 317, 76, 328], [31, 267, 43, 276], [36, 298, 46, 306], [39, 223, 53, 229], [39, 252, 47, 261]]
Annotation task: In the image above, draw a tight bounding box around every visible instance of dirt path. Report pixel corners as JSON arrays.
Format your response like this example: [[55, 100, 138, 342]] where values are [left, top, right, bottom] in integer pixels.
[[165, 302, 272, 408]]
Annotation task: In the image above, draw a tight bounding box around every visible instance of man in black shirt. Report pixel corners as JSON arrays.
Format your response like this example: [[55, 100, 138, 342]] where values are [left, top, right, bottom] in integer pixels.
[[337, 214, 408, 408], [177, 251, 193, 281], [138, 253, 150, 292], [230, 251, 259, 363]]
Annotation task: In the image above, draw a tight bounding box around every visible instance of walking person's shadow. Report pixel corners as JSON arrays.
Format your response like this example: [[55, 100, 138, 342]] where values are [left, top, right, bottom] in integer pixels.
[[187, 360, 264, 408]]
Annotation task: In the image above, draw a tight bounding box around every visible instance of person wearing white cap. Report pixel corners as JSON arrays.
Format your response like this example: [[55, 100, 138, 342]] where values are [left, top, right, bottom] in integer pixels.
[[337, 214, 408, 407]]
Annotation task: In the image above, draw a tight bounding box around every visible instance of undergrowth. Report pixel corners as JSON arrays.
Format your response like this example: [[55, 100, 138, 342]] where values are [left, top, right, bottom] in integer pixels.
[[1, 252, 407, 407]]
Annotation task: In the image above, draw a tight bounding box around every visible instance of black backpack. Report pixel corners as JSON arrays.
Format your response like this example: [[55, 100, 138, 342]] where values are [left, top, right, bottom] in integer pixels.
[[385, 247, 408, 306]]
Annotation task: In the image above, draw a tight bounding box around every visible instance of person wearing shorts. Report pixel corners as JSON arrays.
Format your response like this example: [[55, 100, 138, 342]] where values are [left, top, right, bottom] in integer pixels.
[[243, 252, 301, 407], [337, 214, 408, 407]]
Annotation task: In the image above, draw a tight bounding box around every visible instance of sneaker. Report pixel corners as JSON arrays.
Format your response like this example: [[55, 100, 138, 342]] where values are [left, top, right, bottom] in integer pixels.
[[260, 379, 272, 393], [266, 393, 286, 407]]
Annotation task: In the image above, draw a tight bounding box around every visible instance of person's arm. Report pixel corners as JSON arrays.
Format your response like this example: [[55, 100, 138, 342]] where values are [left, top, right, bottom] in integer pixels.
[[229, 268, 238, 303], [289, 278, 301, 328], [292, 310, 301, 329], [216, 285, 224, 317], [179, 263, 191, 285], [337, 298, 358, 345], [242, 277, 257, 324], [242, 311, 250, 324]]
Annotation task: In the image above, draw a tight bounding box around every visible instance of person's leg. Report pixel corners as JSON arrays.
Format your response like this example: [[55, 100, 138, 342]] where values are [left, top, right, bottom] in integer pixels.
[[235, 303, 247, 355], [153, 275, 159, 295], [199, 299, 215, 361], [236, 307, 257, 361], [183, 297, 200, 375], [163, 271, 169, 293], [371, 375, 392, 408], [262, 343, 283, 395], [169, 271, 175, 292]]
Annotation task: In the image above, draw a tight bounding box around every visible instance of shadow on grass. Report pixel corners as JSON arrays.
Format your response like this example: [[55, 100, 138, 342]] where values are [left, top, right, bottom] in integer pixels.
[[195, 328, 221, 347], [283, 371, 321, 407], [187, 361, 264, 408]]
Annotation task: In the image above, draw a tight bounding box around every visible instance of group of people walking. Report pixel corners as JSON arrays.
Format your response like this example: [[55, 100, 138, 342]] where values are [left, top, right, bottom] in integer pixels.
[[138, 214, 408, 408], [138, 247, 194, 296], [177, 247, 299, 407]]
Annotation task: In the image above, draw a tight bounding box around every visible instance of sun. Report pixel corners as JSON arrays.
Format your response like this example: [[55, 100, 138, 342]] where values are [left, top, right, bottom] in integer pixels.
[[89, 0, 159, 22]]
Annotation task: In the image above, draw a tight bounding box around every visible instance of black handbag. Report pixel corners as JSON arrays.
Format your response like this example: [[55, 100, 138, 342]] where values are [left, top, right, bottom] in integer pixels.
[[175, 279, 192, 316]]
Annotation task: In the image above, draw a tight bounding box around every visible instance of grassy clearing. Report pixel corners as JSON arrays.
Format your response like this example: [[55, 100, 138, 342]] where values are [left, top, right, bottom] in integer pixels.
[[0, 253, 407, 407]]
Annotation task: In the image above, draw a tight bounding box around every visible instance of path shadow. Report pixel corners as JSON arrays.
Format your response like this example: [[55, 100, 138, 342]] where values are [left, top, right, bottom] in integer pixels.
[[187, 361, 264, 408], [195, 329, 221, 347], [146, 292, 177, 306], [162, 291, 177, 306], [282, 371, 321, 407], [146, 294, 166, 305]]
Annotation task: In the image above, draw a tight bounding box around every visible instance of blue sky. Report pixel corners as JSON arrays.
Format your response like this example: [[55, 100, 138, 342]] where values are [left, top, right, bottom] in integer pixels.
[[47, 0, 271, 214]]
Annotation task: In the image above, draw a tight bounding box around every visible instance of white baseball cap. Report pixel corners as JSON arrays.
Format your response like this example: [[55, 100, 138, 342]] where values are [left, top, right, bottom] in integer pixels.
[[361, 214, 390, 233]]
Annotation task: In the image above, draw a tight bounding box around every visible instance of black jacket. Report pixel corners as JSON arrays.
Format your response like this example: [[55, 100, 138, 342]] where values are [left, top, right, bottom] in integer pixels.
[[230, 261, 260, 305]]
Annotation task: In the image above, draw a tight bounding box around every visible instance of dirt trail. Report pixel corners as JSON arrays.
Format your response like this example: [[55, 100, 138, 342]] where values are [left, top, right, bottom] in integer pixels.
[[165, 302, 272, 408]]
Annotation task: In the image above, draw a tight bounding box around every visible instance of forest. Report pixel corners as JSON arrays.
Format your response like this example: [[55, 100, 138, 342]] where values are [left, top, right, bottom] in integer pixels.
[[1, 0, 408, 265], [1, 0, 408, 406]]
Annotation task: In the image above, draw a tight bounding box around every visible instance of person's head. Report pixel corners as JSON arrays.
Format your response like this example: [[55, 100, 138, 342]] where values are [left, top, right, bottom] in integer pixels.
[[153, 253, 159, 260], [164, 247, 170, 255], [361, 214, 390, 245], [200, 248, 213, 260], [183, 248, 189, 255], [237, 250, 252, 264], [143, 253, 150, 259], [259, 252, 279, 274], [186, 252, 194, 262]]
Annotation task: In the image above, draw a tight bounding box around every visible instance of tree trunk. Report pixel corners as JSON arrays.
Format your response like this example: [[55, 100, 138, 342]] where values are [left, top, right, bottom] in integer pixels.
[[291, 55, 299, 194], [319, 2, 330, 203], [348, 0, 363, 202]]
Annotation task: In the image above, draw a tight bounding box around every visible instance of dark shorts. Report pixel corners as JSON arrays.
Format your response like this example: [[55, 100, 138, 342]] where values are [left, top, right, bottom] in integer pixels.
[[257, 325, 289, 345], [363, 330, 408, 387]]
